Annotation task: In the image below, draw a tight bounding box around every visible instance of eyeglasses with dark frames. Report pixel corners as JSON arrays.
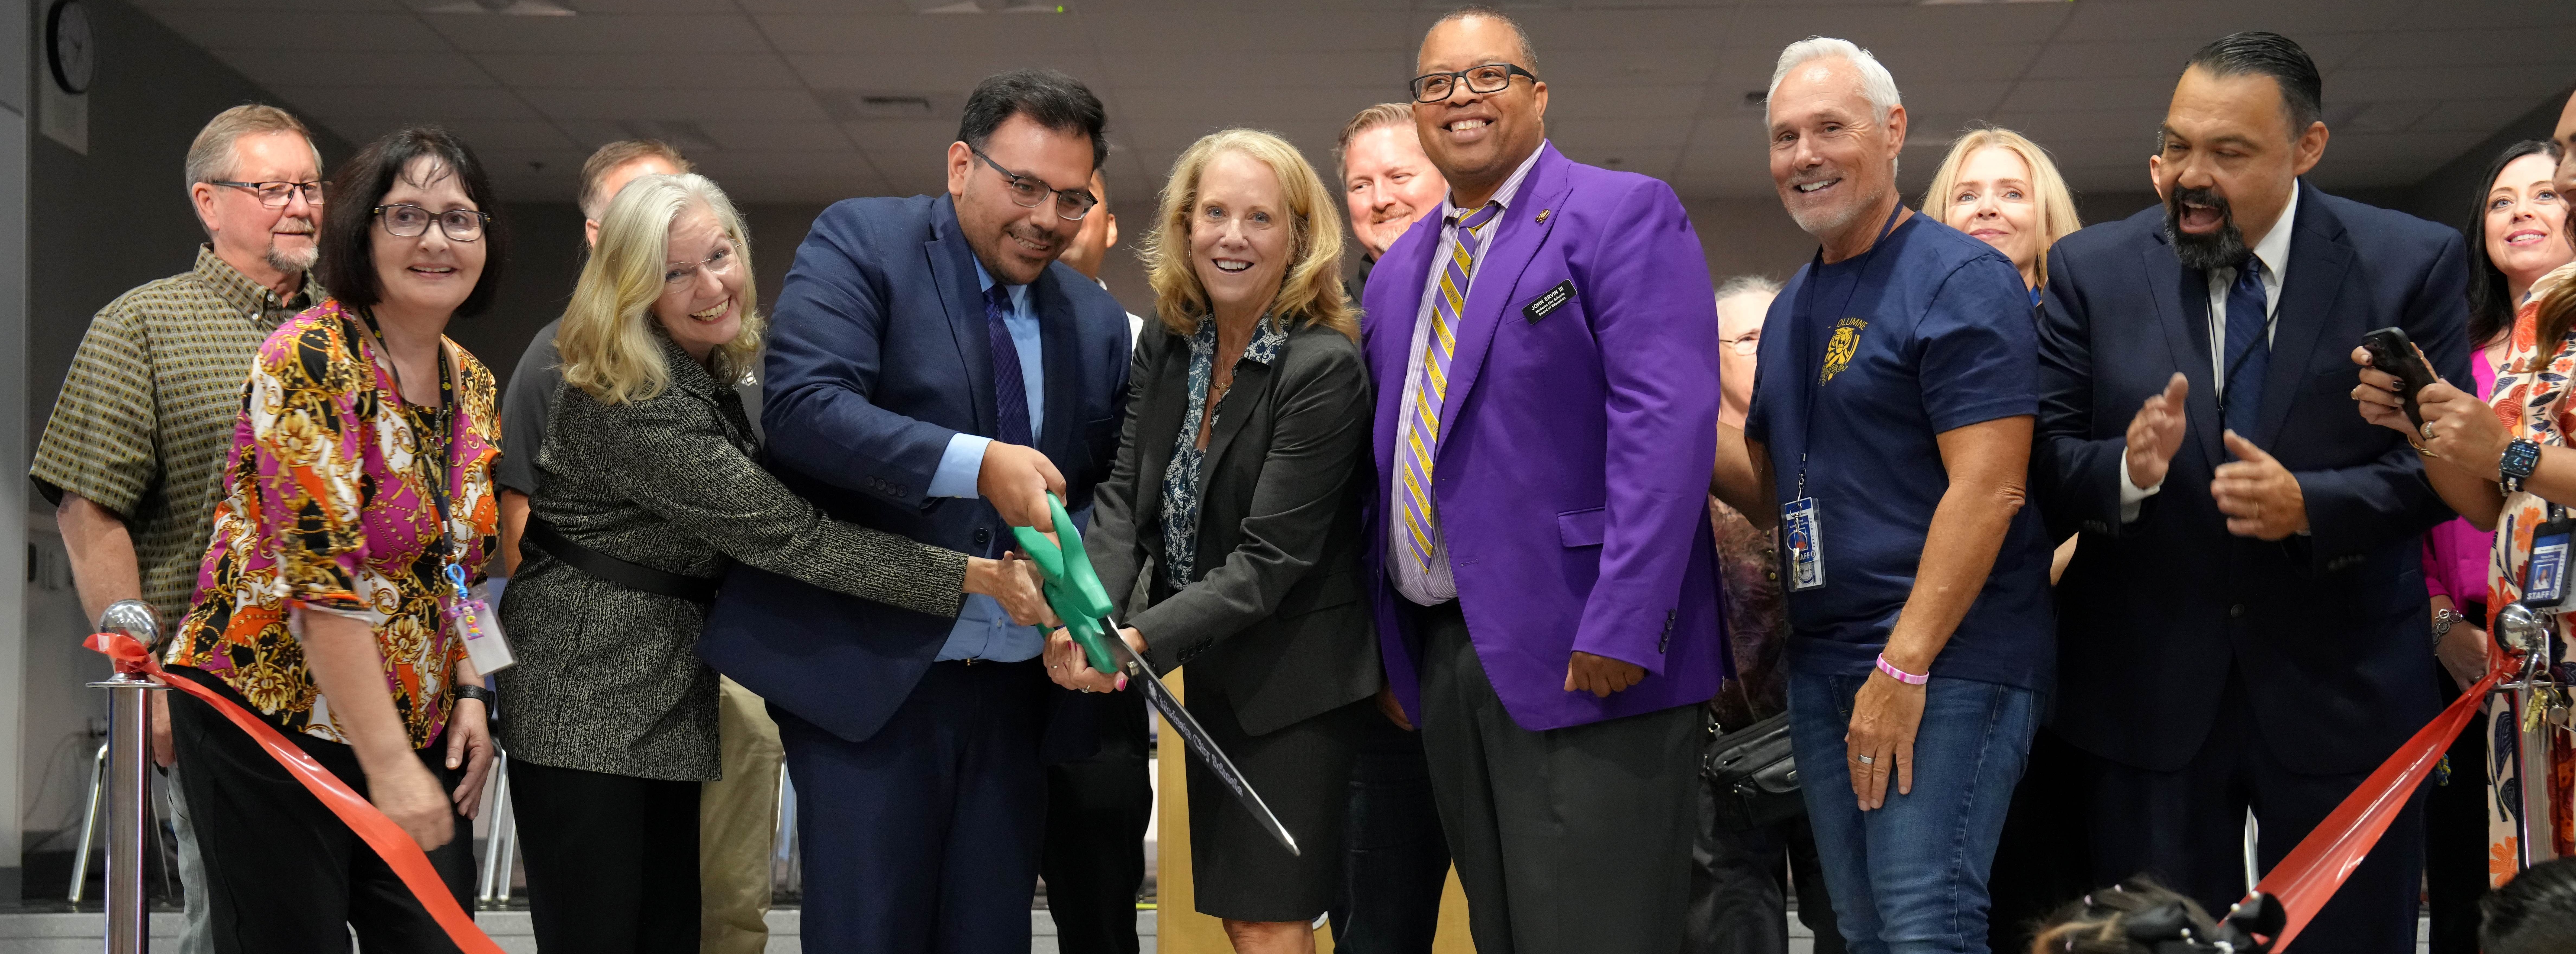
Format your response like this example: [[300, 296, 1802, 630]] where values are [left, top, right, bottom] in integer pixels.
[[210, 180, 328, 207], [374, 204, 490, 242], [1410, 63, 1539, 104], [971, 146, 1099, 221]]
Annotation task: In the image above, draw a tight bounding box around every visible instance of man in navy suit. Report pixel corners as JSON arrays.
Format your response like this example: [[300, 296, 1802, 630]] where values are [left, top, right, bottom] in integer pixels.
[[2034, 32, 2469, 953], [698, 69, 1133, 953]]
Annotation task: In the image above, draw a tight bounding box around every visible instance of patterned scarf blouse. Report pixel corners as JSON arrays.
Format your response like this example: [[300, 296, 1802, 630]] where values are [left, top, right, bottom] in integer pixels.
[[168, 300, 500, 749], [1161, 314, 1287, 590]]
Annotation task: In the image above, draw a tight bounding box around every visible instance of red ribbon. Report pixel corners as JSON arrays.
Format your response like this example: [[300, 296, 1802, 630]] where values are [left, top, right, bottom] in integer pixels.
[[86, 632, 503, 954], [2245, 653, 2510, 951]]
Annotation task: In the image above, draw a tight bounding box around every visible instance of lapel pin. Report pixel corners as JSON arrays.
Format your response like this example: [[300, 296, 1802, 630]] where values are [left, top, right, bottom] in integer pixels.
[[1535, 208, 1551, 224]]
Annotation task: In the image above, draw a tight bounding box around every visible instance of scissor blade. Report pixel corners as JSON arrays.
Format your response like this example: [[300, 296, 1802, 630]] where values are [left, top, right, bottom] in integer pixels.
[[1104, 618, 1300, 857]]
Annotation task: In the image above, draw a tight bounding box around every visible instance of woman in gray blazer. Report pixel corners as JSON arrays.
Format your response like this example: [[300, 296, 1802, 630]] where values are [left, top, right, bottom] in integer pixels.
[[495, 173, 1048, 953], [1070, 129, 1379, 953]]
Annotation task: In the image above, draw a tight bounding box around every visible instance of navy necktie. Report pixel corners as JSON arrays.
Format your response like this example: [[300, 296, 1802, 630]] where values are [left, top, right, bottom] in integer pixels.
[[2220, 260, 2269, 438], [986, 284, 1033, 448]]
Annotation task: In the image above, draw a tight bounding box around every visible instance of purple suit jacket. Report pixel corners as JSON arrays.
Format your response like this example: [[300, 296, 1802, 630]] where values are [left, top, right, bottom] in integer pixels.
[[1362, 143, 1726, 731]]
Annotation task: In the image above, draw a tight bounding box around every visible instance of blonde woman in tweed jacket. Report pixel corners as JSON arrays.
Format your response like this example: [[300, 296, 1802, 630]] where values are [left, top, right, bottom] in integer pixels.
[[494, 173, 1052, 952]]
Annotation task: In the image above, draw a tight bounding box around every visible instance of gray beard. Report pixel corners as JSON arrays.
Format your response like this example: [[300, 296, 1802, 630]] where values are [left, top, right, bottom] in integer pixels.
[[1790, 182, 1893, 244], [266, 242, 318, 275]]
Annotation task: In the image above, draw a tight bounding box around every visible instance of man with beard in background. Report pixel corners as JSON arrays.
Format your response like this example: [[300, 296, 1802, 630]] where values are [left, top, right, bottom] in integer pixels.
[[32, 103, 327, 954], [2030, 31, 2470, 953]]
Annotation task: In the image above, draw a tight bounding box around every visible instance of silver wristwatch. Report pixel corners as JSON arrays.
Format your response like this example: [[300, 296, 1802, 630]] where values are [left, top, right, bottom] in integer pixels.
[[2432, 607, 2463, 647]]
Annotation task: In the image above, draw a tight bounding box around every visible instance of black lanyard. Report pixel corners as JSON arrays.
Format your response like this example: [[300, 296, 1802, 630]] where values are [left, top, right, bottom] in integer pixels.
[[354, 309, 460, 563], [1787, 205, 1906, 499]]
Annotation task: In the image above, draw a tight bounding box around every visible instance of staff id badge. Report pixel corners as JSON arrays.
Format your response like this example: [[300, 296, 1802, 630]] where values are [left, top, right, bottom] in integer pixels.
[[2525, 517, 2576, 610], [1782, 497, 1825, 591], [446, 564, 517, 675]]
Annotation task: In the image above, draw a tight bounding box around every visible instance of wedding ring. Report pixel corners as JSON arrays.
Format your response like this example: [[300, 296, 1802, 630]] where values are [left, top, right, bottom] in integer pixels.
[[2421, 422, 2436, 440], [1857, 755, 1876, 765]]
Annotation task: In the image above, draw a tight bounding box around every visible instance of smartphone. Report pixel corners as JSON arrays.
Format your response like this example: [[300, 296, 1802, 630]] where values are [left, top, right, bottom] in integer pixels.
[[2361, 326, 2439, 427]]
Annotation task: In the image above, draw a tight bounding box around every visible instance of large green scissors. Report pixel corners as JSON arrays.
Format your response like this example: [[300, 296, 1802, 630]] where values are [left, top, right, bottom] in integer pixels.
[[1012, 493, 1299, 855]]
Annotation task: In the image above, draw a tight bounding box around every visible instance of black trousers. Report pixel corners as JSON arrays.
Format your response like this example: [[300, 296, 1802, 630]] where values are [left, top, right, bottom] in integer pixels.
[[2425, 661, 2490, 954], [1985, 726, 2096, 953], [1689, 708, 1843, 954], [1328, 711, 1452, 954], [165, 667, 475, 954], [508, 758, 701, 954], [1413, 601, 1699, 954], [2086, 670, 2426, 954], [1041, 685, 1153, 954]]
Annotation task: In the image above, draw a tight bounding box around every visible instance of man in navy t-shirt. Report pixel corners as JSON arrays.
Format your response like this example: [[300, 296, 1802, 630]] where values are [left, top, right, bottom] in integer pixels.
[[1713, 37, 2053, 953]]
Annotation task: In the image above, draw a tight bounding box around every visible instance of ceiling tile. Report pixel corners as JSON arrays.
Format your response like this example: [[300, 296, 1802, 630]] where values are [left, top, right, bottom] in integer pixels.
[[421, 118, 582, 151], [2054, 1, 2414, 43], [142, 9, 446, 49], [2022, 38, 2211, 80], [2339, 28, 2576, 70], [1077, 9, 1413, 53], [1723, 4, 2073, 51], [520, 87, 829, 121], [1866, 44, 2043, 83], [130, 0, 405, 9], [1995, 75, 2182, 114], [785, 53, 1106, 92], [756, 12, 1105, 54], [210, 49, 498, 90], [426, 13, 773, 53], [2332, 65, 2545, 103], [472, 52, 801, 89], [1542, 85, 1709, 122], [269, 84, 545, 121], [697, 120, 862, 152]]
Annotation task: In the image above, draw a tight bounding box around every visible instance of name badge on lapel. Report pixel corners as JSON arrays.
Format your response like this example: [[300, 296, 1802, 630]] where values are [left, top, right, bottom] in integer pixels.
[[1523, 281, 1575, 324], [1781, 497, 1825, 591]]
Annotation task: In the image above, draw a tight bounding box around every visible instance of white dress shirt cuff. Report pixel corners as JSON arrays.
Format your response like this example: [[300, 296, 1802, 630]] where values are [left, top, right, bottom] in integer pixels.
[[928, 433, 992, 499], [2117, 450, 2162, 524]]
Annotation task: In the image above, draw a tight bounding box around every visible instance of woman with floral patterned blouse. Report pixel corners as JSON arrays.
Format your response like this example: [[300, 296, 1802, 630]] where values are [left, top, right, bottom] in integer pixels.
[[2355, 118, 2576, 897], [162, 125, 508, 949]]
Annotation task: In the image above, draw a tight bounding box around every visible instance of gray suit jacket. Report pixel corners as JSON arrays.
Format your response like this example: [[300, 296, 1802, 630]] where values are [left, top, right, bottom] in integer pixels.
[[496, 336, 970, 781], [1086, 317, 1380, 738]]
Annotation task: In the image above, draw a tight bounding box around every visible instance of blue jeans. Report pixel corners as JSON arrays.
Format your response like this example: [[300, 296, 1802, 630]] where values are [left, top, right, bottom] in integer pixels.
[[1788, 670, 2037, 954]]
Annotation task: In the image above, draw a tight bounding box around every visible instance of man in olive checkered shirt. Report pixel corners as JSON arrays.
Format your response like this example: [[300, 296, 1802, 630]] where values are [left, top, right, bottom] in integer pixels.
[[28, 104, 323, 954]]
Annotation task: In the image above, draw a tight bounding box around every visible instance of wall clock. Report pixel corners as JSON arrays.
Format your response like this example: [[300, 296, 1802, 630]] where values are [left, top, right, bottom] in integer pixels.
[[48, 0, 95, 96]]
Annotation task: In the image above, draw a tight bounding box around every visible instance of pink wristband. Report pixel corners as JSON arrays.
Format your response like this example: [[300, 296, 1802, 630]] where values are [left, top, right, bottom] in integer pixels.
[[1875, 653, 1929, 685]]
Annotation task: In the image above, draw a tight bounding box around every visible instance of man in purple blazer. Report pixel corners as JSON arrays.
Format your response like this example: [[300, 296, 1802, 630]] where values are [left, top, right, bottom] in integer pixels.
[[1361, 8, 1725, 952]]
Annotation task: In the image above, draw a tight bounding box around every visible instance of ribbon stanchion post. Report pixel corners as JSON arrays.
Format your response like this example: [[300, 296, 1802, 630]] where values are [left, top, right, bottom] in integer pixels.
[[85, 624, 506, 954], [88, 600, 166, 954], [2233, 606, 2535, 952]]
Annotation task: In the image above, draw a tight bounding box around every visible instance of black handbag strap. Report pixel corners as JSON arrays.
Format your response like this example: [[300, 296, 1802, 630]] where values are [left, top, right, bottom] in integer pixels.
[[523, 515, 722, 604]]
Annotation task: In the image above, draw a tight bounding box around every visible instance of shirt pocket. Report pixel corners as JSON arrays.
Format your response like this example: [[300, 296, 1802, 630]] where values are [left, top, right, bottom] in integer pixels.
[[1559, 506, 1606, 548]]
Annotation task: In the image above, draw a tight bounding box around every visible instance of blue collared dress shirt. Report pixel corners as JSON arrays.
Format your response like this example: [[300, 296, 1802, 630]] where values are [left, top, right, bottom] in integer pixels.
[[922, 261, 1051, 662]]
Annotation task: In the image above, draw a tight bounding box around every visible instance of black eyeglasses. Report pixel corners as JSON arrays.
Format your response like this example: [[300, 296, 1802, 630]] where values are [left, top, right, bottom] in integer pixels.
[[211, 180, 327, 207], [375, 204, 490, 242], [1410, 63, 1539, 104], [971, 146, 1099, 221]]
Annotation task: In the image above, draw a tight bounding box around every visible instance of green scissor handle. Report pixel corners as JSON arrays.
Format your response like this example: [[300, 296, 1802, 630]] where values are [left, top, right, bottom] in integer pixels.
[[1010, 492, 1119, 674]]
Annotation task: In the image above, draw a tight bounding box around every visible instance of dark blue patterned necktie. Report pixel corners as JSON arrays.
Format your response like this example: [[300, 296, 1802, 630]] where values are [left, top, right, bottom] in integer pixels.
[[2221, 259, 2269, 438], [986, 283, 1032, 447]]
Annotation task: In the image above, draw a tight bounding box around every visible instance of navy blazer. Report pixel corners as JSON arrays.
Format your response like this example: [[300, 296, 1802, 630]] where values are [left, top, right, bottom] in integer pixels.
[[2034, 181, 2469, 776], [699, 195, 1132, 756]]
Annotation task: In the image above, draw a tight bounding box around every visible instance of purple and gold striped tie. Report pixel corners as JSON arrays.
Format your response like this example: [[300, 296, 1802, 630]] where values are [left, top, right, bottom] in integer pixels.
[[1399, 201, 1502, 574]]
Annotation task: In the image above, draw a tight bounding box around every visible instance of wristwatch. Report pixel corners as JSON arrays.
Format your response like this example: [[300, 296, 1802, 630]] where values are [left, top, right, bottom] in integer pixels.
[[2501, 438, 2543, 493], [2432, 607, 2462, 648], [452, 683, 495, 707]]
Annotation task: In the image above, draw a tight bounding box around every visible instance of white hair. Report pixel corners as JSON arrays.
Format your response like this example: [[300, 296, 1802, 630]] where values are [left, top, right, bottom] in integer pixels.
[[1768, 37, 1902, 125]]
